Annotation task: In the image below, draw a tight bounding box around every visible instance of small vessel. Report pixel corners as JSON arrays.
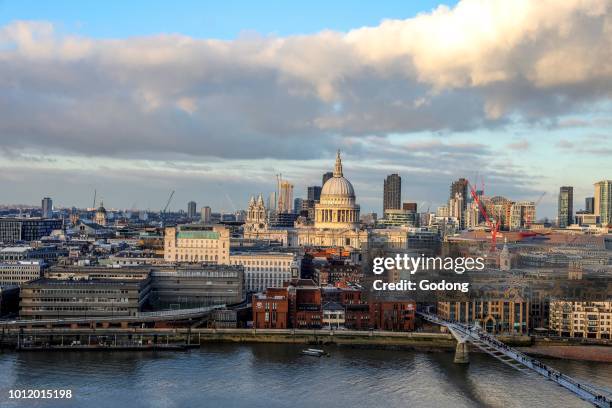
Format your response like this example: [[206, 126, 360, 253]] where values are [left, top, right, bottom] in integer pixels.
[[301, 348, 329, 357]]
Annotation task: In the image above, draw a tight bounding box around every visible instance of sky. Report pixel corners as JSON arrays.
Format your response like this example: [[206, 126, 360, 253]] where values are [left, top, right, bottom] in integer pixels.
[[0, 0, 611, 218]]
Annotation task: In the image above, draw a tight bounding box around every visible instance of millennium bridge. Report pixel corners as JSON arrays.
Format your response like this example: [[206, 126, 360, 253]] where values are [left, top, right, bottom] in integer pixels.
[[419, 311, 612, 408]]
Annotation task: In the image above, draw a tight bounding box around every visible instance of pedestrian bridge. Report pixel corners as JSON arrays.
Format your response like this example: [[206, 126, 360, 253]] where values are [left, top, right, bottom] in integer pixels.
[[419, 311, 612, 408]]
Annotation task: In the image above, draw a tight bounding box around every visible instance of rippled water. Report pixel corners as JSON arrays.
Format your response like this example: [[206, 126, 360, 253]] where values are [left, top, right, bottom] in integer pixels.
[[0, 344, 610, 407]]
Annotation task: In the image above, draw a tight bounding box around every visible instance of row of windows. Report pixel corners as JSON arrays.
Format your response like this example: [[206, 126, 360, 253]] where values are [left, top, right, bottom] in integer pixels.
[[29, 289, 132, 295], [175, 254, 220, 261], [230, 259, 292, 267], [176, 240, 226, 248], [26, 306, 130, 312], [0, 271, 39, 276], [26, 298, 130, 303], [243, 267, 290, 272]]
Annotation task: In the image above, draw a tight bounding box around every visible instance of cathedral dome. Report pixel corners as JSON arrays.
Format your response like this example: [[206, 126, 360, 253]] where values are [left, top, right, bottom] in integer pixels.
[[321, 151, 355, 198], [315, 151, 360, 230], [322, 176, 355, 197]]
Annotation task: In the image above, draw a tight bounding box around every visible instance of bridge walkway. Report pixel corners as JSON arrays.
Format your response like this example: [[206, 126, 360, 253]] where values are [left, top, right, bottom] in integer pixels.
[[418, 311, 612, 408]]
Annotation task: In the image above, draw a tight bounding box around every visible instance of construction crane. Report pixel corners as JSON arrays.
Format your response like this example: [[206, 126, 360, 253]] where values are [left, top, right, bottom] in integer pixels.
[[160, 190, 175, 228], [468, 180, 501, 252], [525, 192, 546, 229]]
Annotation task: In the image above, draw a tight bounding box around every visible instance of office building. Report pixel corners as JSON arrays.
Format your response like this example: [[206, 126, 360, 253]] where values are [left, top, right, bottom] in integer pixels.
[[187, 201, 197, 219], [575, 212, 600, 226], [402, 202, 417, 212], [322, 172, 333, 186], [293, 198, 304, 215], [383, 174, 401, 213], [558, 186, 574, 228], [0, 261, 42, 286], [45, 265, 151, 281], [20, 277, 151, 319], [377, 209, 418, 227], [0, 218, 63, 243], [307, 186, 322, 202], [585, 197, 595, 214], [278, 181, 294, 213], [164, 224, 230, 264], [229, 251, 301, 292], [268, 212, 299, 228], [150, 265, 245, 308], [201, 206, 212, 223], [41, 197, 53, 218], [0, 245, 67, 262], [594, 180, 612, 225]]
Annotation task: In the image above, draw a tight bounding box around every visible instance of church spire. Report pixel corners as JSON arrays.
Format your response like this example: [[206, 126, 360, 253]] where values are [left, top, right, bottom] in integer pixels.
[[333, 150, 343, 177]]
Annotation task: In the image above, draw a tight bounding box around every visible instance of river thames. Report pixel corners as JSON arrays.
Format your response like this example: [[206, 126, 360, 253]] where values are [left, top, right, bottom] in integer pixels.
[[1, 344, 611, 407]]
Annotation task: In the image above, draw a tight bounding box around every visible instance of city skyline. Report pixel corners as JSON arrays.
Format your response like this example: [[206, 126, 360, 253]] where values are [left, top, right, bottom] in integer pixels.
[[1, 0, 612, 216]]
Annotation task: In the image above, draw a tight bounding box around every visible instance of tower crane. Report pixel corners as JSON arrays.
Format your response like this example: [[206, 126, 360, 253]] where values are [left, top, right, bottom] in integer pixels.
[[468, 180, 500, 252], [160, 190, 175, 228]]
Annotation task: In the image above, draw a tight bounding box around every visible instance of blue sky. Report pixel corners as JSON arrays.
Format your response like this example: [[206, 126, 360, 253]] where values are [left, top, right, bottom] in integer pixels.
[[0, 0, 456, 39], [0, 0, 610, 218]]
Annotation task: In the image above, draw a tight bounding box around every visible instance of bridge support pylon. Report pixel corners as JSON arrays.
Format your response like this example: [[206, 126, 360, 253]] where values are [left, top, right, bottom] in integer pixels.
[[453, 341, 469, 364]]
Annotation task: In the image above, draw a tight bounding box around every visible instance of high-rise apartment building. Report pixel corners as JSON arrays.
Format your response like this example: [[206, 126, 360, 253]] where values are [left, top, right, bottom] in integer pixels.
[[278, 180, 294, 213], [558, 186, 573, 228], [436, 205, 449, 217], [449, 178, 469, 229], [450, 178, 468, 206], [594, 180, 612, 226], [383, 174, 401, 214], [307, 186, 322, 202], [200, 206, 212, 223], [187, 201, 197, 219], [41, 197, 53, 218], [510, 201, 536, 230], [449, 192, 465, 228]]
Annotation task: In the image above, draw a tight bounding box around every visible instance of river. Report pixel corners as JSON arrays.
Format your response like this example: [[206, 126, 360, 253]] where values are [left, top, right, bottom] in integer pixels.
[[1, 344, 610, 407]]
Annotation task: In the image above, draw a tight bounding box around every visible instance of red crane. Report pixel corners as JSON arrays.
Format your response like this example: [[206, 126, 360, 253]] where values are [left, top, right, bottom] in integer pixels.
[[468, 180, 501, 252]]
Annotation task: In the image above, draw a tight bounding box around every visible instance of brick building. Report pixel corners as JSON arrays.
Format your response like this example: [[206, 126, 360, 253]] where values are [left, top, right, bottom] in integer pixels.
[[252, 288, 289, 329], [369, 301, 416, 331]]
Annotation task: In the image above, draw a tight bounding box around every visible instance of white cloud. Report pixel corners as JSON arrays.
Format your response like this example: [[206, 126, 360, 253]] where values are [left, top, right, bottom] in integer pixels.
[[1, 0, 611, 161]]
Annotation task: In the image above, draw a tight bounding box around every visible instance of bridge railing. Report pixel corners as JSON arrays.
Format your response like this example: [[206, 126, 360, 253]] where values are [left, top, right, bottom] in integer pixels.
[[418, 311, 612, 407]]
